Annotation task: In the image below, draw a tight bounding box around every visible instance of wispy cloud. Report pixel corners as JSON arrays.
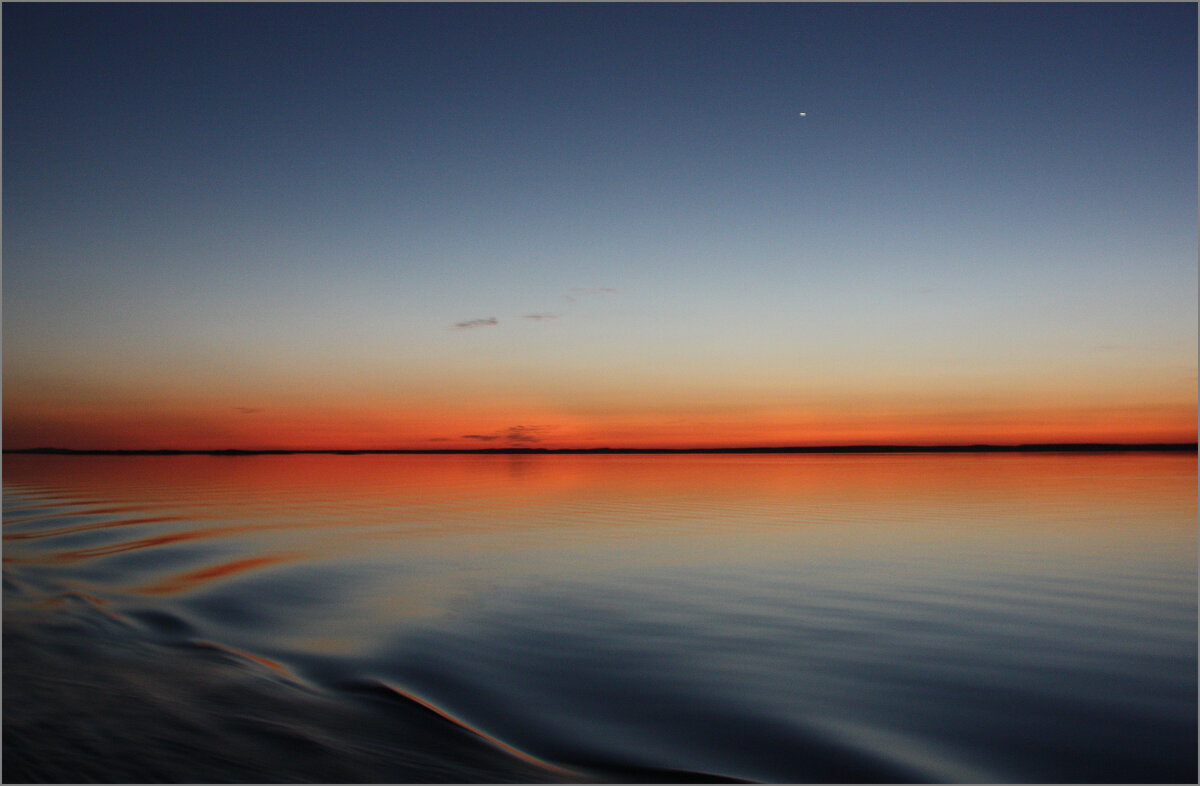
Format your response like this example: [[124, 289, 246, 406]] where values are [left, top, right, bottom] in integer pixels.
[[454, 317, 498, 329], [564, 286, 618, 304], [502, 425, 544, 443], [461, 425, 548, 444], [456, 288, 615, 325]]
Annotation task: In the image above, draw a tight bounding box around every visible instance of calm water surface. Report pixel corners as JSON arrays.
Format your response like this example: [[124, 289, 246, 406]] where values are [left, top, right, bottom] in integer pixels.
[[3, 453, 1196, 782]]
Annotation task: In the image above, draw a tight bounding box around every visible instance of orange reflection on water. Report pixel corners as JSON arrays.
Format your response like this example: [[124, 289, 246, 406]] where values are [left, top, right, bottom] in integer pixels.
[[130, 553, 302, 596], [4, 452, 1195, 527], [187, 639, 297, 680], [3, 522, 310, 567], [4, 450, 1194, 684], [368, 679, 582, 779], [3, 514, 189, 542], [4, 451, 1193, 593]]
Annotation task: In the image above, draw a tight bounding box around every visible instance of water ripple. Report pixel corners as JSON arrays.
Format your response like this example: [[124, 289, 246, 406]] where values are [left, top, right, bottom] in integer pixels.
[[4, 453, 1195, 783]]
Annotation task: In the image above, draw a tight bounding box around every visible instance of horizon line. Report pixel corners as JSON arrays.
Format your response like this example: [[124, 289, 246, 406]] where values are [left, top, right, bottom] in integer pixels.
[[4, 442, 1196, 457]]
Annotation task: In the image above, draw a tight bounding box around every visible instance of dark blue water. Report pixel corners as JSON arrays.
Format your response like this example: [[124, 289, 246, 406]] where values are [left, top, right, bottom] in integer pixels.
[[4, 453, 1196, 782]]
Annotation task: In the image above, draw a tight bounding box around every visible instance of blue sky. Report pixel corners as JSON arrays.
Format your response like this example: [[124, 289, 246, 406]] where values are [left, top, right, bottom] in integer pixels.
[[4, 3, 1196, 448]]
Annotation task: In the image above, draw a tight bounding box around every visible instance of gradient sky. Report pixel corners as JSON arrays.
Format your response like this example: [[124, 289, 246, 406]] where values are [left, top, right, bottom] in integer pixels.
[[4, 2, 1196, 450]]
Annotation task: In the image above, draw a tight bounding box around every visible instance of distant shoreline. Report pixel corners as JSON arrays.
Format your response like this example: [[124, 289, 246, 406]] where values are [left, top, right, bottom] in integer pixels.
[[5, 443, 1196, 456]]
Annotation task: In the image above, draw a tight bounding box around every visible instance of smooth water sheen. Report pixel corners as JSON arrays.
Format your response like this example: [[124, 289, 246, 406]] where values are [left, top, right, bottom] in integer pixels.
[[3, 453, 1196, 782]]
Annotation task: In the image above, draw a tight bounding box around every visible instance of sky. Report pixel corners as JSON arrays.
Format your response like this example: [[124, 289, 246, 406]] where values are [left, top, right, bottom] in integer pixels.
[[3, 2, 1196, 450]]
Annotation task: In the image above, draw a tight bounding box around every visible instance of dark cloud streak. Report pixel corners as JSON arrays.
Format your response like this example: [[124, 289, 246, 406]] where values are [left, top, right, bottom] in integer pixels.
[[454, 317, 498, 329], [460, 425, 548, 444], [502, 425, 542, 443]]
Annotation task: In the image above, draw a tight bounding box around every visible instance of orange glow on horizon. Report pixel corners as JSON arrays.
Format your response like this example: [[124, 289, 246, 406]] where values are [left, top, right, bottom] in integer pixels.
[[3, 396, 1195, 451]]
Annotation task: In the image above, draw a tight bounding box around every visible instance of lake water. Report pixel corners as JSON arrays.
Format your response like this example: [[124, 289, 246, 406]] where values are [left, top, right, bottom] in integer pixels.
[[3, 452, 1196, 782]]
